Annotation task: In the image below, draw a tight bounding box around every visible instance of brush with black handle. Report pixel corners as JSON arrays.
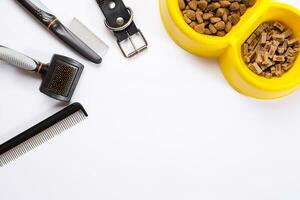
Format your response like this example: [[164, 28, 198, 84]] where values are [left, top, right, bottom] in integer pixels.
[[15, 0, 102, 64], [0, 45, 84, 102]]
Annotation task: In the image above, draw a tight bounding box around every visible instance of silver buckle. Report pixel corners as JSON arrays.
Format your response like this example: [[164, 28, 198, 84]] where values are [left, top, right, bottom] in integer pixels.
[[104, 7, 148, 58], [117, 30, 148, 58]]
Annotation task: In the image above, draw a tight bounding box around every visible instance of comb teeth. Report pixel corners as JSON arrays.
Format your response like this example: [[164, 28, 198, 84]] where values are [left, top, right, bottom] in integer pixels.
[[0, 109, 87, 167]]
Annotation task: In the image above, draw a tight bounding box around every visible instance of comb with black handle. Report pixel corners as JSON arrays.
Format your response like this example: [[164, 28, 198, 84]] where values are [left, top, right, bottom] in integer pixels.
[[0, 103, 88, 167]]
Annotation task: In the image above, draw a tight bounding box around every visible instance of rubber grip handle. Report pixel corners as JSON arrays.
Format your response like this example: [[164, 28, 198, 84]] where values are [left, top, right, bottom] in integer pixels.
[[0, 46, 38, 71], [15, 0, 56, 27], [50, 21, 102, 64]]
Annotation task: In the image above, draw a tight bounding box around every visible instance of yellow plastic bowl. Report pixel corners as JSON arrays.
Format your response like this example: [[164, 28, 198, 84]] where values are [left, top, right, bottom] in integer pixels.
[[159, 0, 300, 99]]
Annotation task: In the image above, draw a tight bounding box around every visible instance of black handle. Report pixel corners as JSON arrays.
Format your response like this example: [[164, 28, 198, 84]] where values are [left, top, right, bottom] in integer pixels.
[[16, 0, 102, 64], [49, 21, 102, 64], [16, 0, 56, 27]]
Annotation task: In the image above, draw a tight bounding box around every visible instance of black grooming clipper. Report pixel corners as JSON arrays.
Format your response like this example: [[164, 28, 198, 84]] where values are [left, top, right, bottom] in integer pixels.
[[0, 103, 88, 167], [0, 46, 84, 102]]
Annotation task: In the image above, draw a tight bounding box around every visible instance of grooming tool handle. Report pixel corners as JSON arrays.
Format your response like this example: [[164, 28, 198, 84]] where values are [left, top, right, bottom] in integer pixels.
[[0, 46, 38, 71], [49, 21, 102, 64], [16, 0, 102, 64], [16, 0, 56, 27]]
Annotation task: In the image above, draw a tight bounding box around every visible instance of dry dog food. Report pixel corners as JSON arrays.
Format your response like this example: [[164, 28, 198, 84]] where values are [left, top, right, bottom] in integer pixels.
[[242, 21, 299, 78], [179, 0, 256, 36]]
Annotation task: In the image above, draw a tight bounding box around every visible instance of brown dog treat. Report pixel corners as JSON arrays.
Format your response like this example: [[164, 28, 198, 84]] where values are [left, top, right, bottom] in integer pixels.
[[277, 47, 285, 55], [183, 14, 192, 24], [274, 21, 285, 31], [206, 2, 221, 12], [209, 23, 218, 34], [189, 21, 198, 28], [272, 33, 285, 42], [220, 1, 231, 8], [185, 10, 196, 20], [250, 38, 260, 50], [204, 28, 212, 35], [288, 38, 299, 46], [216, 8, 226, 17], [198, 0, 208, 11], [270, 66, 276, 75], [202, 12, 214, 20], [282, 63, 292, 71], [286, 47, 297, 57], [249, 63, 262, 74], [254, 25, 265, 35], [229, 13, 240, 25], [244, 51, 256, 63], [243, 43, 249, 55], [275, 64, 282, 76], [273, 55, 285, 62], [229, 2, 240, 11], [239, 4, 247, 15], [217, 31, 226, 37], [246, 33, 257, 44], [268, 45, 278, 58], [242, 21, 299, 78], [180, 0, 257, 36], [210, 17, 222, 24], [195, 11, 204, 23], [222, 12, 228, 23], [247, 0, 257, 7], [194, 23, 205, 33], [178, 0, 186, 10], [188, 0, 198, 11], [255, 51, 264, 64], [214, 21, 226, 30], [224, 22, 232, 33], [261, 32, 267, 44], [282, 29, 292, 38], [287, 56, 296, 63]]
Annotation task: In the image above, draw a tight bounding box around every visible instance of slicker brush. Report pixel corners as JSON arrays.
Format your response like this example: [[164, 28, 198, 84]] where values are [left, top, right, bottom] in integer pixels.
[[0, 45, 84, 102]]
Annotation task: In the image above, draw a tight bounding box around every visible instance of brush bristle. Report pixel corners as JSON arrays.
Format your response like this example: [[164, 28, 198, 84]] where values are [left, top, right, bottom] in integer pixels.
[[47, 64, 78, 97], [0, 110, 86, 167]]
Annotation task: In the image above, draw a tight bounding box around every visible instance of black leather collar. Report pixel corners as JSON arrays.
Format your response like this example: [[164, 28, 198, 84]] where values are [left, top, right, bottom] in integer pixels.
[[96, 0, 148, 58]]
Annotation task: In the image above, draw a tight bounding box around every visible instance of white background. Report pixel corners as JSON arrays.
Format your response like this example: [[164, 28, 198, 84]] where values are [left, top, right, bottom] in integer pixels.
[[1, 0, 300, 199]]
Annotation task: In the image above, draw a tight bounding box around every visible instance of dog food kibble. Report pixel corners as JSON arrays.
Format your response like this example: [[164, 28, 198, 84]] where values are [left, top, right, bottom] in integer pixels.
[[242, 21, 299, 78], [179, 0, 257, 36]]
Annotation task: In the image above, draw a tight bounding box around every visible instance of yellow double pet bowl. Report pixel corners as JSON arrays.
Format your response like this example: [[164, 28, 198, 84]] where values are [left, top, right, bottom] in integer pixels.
[[160, 0, 300, 99]]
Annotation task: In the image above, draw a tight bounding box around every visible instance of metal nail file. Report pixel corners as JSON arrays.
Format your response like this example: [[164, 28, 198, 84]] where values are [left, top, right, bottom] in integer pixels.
[[15, 0, 102, 64], [69, 18, 109, 58]]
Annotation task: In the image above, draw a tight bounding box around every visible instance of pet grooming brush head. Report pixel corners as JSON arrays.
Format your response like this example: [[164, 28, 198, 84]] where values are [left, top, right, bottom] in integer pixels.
[[40, 55, 84, 102]]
